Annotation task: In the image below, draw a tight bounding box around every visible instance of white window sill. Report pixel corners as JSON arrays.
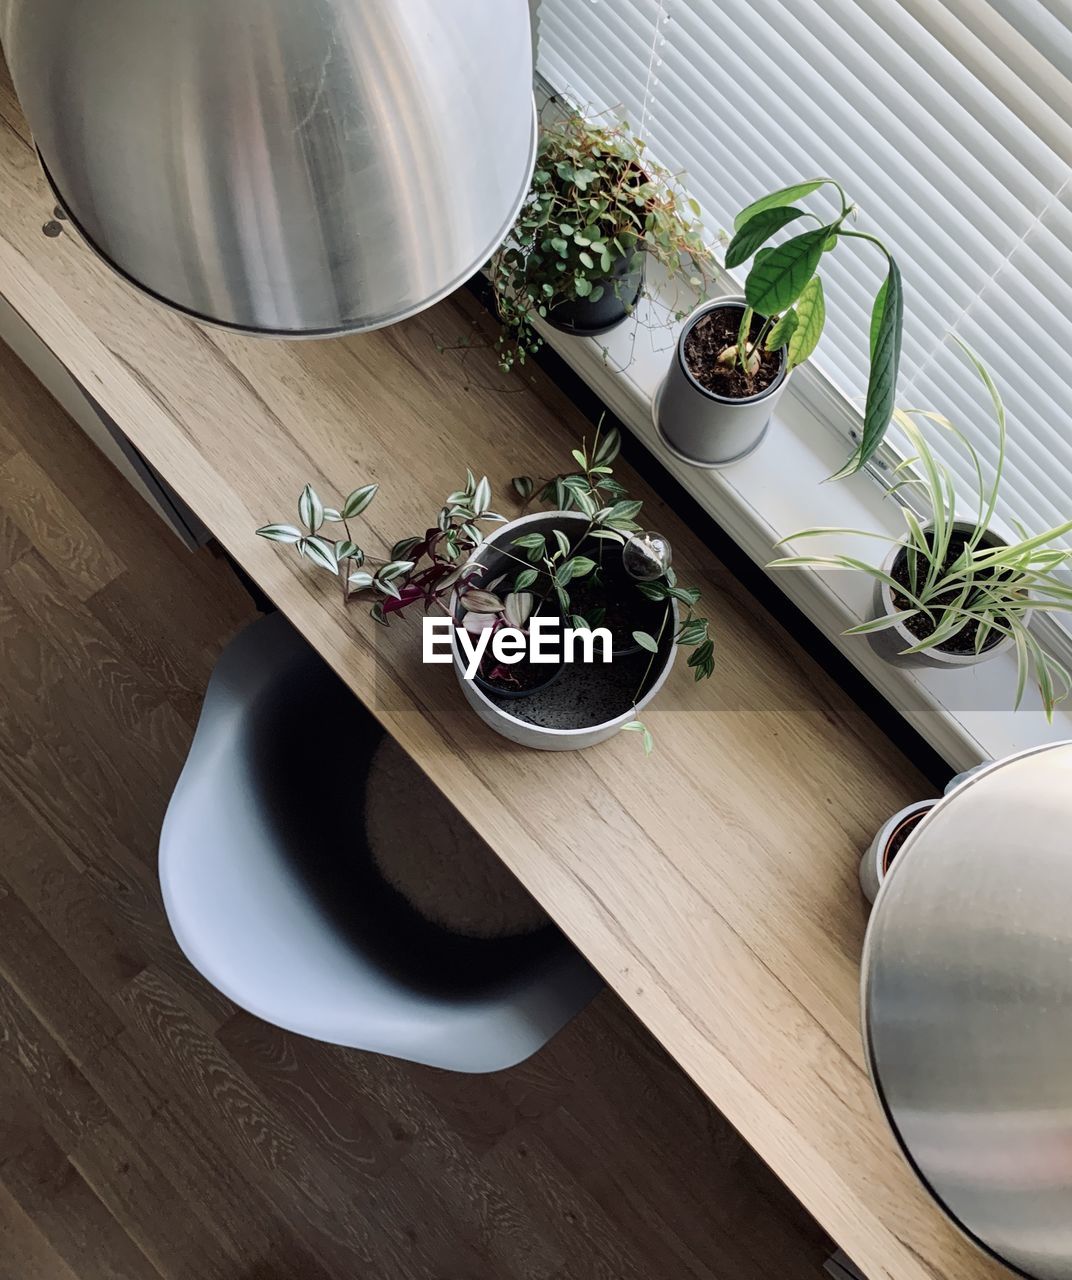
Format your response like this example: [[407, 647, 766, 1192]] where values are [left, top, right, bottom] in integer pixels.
[[533, 276, 1072, 773]]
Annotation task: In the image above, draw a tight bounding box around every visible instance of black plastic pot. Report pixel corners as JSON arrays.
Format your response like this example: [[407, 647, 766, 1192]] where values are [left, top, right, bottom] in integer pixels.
[[546, 251, 645, 337]]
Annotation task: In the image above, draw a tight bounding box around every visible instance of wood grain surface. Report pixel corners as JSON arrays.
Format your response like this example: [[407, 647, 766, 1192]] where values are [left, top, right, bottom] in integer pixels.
[[0, 61, 1009, 1280], [0, 339, 832, 1279]]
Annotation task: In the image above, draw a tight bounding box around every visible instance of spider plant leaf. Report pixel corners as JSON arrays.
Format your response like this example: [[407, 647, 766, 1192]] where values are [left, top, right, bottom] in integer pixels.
[[733, 180, 826, 231], [744, 226, 830, 315], [845, 609, 920, 635], [724, 205, 807, 269]]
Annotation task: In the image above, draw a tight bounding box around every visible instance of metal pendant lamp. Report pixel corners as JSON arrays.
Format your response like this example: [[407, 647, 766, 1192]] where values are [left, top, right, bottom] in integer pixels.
[[1, 0, 537, 336], [863, 741, 1072, 1279]]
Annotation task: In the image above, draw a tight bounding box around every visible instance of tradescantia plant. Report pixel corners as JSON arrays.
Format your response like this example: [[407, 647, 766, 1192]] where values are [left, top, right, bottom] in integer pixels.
[[769, 343, 1072, 719], [489, 110, 713, 372], [721, 177, 903, 477], [256, 424, 715, 753]]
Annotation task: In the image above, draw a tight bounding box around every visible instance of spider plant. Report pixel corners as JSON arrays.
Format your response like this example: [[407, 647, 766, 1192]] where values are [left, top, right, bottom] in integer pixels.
[[769, 342, 1072, 719]]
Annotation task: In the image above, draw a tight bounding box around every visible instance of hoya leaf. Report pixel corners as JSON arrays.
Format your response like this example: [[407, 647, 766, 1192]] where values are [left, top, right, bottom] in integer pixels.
[[744, 227, 830, 316], [787, 275, 826, 369], [765, 308, 798, 352], [733, 180, 826, 231], [836, 258, 903, 477], [724, 205, 807, 269]]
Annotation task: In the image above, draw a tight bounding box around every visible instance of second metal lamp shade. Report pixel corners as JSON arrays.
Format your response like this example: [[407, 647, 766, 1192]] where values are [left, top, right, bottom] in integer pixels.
[[1, 0, 536, 336]]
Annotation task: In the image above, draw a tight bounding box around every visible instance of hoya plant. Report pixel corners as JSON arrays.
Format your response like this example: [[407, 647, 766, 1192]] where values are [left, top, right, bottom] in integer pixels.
[[489, 110, 713, 372], [769, 343, 1072, 719], [721, 177, 903, 477]]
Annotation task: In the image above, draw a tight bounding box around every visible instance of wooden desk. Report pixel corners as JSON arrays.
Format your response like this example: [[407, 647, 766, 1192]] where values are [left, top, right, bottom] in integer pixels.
[[0, 70, 1009, 1280]]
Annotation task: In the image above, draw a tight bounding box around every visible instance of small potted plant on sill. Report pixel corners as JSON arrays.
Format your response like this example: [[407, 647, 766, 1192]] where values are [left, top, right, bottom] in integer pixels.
[[656, 177, 902, 473], [489, 110, 712, 372], [255, 424, 714, 752], [769, 343, 1072, 719]]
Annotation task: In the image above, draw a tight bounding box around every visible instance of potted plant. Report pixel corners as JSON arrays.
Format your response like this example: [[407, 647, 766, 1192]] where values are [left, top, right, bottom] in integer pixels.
[[488, 110, 712, 372], [255, 424, 714, 752], [769, 344, 1072, 719], [656, 178, 902, 473], [859, 799, 939, 905]]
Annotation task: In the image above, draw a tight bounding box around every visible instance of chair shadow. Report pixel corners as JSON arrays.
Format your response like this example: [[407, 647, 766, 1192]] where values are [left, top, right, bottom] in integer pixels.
[[247, 652, 559, 1001]]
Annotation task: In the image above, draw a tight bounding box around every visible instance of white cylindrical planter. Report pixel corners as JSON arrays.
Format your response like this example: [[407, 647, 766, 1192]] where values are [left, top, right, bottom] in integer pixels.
[[451, 512, 678, 750], [868, 522, 1015, 668], [655, 295, 790, 468], [860, 799, 938, 905]]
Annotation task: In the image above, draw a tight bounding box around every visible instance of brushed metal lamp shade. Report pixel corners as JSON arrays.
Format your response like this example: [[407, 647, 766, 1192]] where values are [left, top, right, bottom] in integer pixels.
[[863, 742, 1072, 1280], [1, 0, 537, 335]]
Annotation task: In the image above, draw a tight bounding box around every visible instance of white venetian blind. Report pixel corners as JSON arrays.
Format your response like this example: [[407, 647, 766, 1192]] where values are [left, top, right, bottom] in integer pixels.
[[535, 0, 1072, 541]]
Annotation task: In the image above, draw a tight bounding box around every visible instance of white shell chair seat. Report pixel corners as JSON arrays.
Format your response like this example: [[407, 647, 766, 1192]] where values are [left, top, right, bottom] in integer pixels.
[[160, 612, 602, 1073]]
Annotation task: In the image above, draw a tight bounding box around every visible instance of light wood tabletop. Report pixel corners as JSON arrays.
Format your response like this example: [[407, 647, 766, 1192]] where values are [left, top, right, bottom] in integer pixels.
[[0, 66, 1010, 1280]]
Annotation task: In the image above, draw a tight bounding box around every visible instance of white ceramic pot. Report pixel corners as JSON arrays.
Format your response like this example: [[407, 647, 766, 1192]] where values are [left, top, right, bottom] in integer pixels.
[[859, 799, 939, 905], [655, 295, 790, 468], [450, 511, 678, 750], [868, 522, 1015, 668]]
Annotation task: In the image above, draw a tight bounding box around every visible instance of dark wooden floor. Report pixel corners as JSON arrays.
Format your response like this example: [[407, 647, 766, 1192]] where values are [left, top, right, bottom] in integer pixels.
[[0, 339, 831, 1280]]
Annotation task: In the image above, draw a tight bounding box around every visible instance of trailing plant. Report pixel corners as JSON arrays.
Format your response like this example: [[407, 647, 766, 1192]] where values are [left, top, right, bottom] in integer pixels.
[[255, 424, 715, 752], [721, 177, 902, 476], [256, 474, 505, 623], [509, 420, 715, 685], [769, 342, 1072, 719], [489, 109, 713, 372]]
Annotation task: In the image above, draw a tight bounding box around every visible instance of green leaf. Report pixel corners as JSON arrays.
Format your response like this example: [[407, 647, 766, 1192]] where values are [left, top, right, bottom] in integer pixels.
[[553, 528, 572, 558], [787, 275, 826, 369], [303, 535, 338, 573], [298, 484, 324, 533], [622, 720, 654, 755], [512, 475, 534, 501], [744, 227, 830, 315], [569, 556, 597, 578], [514, 568, 539, 591], [578, 251, 595, 269], [377, 558, 415, 582], [472, 475, 492, 514], [342, 483, 378, 519], [724, 206, 807, 269], [512, 533, 547, 551], [571, 449, 588, 470], [335, 539, 363, 562], [765, 309, 798, 351], [390, 536, 421, 561], [733, 180, 826, 231], [836, 258, 903, 476], [348, 570, 375, 590], [574, 276, 593, 298], [256, 523, 302, 544], [633, 630, 659, 653], [593, 425, 621, 465]]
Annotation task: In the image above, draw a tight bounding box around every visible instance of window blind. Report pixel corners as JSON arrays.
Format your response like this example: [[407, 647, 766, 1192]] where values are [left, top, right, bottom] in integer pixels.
[[534, 0, 1072, 542]]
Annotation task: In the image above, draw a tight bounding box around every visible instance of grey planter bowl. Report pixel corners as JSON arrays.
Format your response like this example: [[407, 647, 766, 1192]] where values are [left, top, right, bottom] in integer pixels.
[[655, 295, 790, 468], [451, 511, 678, 750], [868, 521, 1015, 667]]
